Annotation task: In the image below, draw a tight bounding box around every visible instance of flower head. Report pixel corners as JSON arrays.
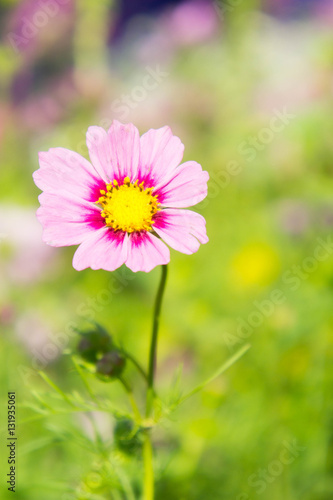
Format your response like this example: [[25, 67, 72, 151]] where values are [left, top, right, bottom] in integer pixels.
[[33, 121, 209, 272]]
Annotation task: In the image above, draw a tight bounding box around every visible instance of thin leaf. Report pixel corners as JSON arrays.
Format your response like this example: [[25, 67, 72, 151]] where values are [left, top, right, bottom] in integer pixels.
[[30, 389, 55, 411], [180, 343, 251, 404], [38, 371, 75, 407], [72, 355, 99, 403]]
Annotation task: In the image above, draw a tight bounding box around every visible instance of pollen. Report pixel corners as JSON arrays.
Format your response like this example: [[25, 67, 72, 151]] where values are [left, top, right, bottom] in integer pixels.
[[96, 177, 160, 233]]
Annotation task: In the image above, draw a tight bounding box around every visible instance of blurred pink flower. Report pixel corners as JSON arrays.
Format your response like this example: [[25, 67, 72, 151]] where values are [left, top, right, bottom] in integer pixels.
[[109, 0, 220, 66], [13, 70, 76, 132], [33, 121, 209, 273], [0, 304, 15, 327], [0, 205, 56, 284], [6, 0, 75, 55], [277, 200, 310, 236], [314, 0, 333, 24], [5, 0, 76, 132], [0, 103, 10, 149], [16, 311, 56, 361], [165, 0, 219, 46]]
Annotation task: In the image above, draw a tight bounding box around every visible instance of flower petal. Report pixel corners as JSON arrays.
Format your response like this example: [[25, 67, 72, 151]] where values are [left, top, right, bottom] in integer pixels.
[[154, 209, 208, 255], [108, 120, 140, 180], [139, 126, 184, 187], [157, 161, 209, 208], [73, 227, 128, 272], [87, 121, 140, 182], [37, 192, 103, 247], [126, 232, 170, 272], [86, 126, 115, 182], [34, 148, 103, 202]]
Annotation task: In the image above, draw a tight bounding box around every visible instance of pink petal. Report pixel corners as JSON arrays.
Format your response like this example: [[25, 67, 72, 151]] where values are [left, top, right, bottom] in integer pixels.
[[73, 228, 128, 272], [86, 126, 115, 183], [34, 148, 103, 203], [139, 126, 184, 187], [87, 122, 140, 182], [126, 232, 170, 273], [154, 209, 208, 255], [37, 192, 103, 247], [108, 121, 140, 180], [157, 161, 209, 208]]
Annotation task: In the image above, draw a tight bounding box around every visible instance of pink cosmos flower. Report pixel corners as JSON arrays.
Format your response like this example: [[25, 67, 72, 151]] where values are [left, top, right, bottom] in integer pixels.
[[33, 121, 209, 273]]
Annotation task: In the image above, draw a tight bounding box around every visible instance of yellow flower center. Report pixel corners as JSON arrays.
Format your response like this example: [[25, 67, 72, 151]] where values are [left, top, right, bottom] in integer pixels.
[[97, 177, 160, 233]]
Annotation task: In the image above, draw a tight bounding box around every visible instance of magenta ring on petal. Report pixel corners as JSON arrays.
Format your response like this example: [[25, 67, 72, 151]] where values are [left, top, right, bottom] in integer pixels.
[[33, 120, 209, 273]]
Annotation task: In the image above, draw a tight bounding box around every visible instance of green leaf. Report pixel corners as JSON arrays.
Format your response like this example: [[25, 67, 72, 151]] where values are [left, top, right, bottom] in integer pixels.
[[38, 371, 76, 407], [180, 343, 251, 404], [72, 355, 99, 403]]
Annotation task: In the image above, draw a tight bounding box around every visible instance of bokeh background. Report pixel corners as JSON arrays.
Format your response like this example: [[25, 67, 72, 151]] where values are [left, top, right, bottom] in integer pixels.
[[1, 0, 333, 498]]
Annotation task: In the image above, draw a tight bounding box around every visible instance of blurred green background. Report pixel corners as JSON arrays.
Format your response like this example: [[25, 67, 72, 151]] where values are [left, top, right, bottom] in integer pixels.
[[1, 0, 333, 498]]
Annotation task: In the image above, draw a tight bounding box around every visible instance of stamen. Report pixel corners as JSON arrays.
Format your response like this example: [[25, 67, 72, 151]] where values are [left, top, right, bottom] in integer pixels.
[[96, 178, 160, 233]]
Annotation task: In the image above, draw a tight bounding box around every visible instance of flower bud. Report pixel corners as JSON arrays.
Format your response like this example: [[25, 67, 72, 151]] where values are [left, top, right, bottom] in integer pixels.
[[96, 350, 126, 379], [77, 326, 113, 363], [114, 418, 143, 455]]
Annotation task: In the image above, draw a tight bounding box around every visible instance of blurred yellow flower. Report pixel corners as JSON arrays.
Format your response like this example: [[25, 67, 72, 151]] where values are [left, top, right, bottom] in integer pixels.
[[231, 242, 280, 288]]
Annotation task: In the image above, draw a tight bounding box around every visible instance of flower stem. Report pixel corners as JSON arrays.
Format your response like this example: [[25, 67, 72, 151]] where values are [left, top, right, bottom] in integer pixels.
[[143, 432, 154, 500], [146, 264, 168, 417], [119, 377, 141, 422], [120, 348, 148, 383], [143, 264, 168, 500]]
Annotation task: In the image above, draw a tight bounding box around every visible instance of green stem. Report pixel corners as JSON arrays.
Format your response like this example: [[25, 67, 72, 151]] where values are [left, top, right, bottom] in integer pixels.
[[119, 377, 141, 422], [143, 433, 154, 500], [120, 348, 149, 383], [146, 264, 168, 417], [143, 264, 168, 500]]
